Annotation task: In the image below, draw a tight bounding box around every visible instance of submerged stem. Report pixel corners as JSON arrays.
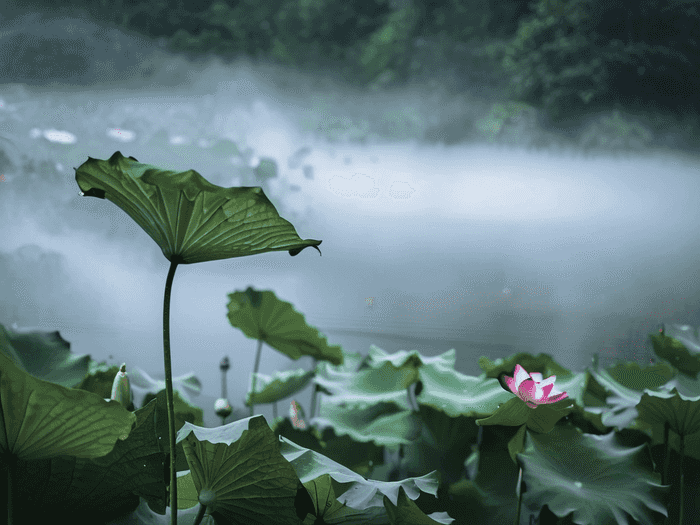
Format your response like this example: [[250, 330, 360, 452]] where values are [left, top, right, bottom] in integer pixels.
[[163, 260, 179, 525], [249, 339, 263, 417]]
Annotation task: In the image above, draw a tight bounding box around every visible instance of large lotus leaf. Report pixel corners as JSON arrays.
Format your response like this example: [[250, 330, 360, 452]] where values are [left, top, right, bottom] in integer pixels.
[[518, 424, 669, 525], [74, 151, 321, 264], [245, 368, 315, 406], [636, 387, 700, 438], [226, 287, 343, 365], [412, 365, 513, 419], [478, 352, 573, 379], [277, 434, 441, 512], [585, 367, 682, 432], [129, 366, 202, 407], [314, 360, 418, 410], [383, 485, 454, 525], [605, 360, 677, 391], [0, 348, 136, 461], [0, 323, 91, 388], [469, 430, 522, 525], [312, 427, 385, 479], [365, 345, 457, 370], [650, 324, 700, 378], [399, 404, 479, 485], [312, 400, 423, 447], [119, 495, 218, 525], [11, 397, 171, 521], [476, 395, 574, 435], [149, 388, 204, 471], [176, 416, 308, 525], [312, 351, 368, 396]]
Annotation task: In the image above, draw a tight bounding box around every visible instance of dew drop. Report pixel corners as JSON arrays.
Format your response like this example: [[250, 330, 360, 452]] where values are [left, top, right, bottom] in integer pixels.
[[574, 481, 582, 489]]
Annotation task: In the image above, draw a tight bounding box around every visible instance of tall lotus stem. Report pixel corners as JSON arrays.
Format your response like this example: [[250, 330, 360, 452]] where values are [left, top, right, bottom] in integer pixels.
[[309, 357, 319, 419], [309, 384, 319, 420], [514, 461, 524, 525], [662, 421, 670, 486], [220, 356, 229, 400], [272, 402, 278, 420], [249, 339, 263, 417], [163, 260, 179, 525], [215, 356, 233, 426], [679, 433, 685, 525], [6, 454, 15, 525]]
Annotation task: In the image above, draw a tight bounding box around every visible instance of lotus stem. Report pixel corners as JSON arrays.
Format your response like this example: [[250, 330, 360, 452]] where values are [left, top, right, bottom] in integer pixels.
[[163, 260, 179, 525], [6, 454, 14, 525], [272, 401, 278, 420], [220, 356, 229, 401], [309, 384, 319, 420], [249, 339, 263, 417], [192, 503, 207, 525], [662, 421, 670, 486], [514, 462, 523, 525], [678, 433, 684, 525], [310, 357, 319, 419]]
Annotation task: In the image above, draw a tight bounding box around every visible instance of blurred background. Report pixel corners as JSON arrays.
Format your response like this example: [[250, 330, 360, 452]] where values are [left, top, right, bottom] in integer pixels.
[[1, 0, 700, 427]]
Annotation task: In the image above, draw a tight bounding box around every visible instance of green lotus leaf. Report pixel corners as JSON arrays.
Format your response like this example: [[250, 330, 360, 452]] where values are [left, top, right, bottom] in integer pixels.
[[636, 387, 700, 437], [277, 434, 442, 516], [245, 368, 315, 406], [399, 404, 480, 485], [173, 470, 201, 510], [0, 346, 136, 462], [605, 361, 677, 391], [176, 416, 306, 525], [413, 365, 512, 419], [312, 400, 423, 447], [366, 345, 456, 370], [650, 324, 700, 378], [518, 424, 669, 525], [478, 352, 573, 379], [227, 287, 343, 365], [475, 390, 574, 438], [1, 323, 91, 388], [383, 484, 455, 524], [10, 395, 175, 521], [74, 151, 321, 265], [314, 360, 419, 410]]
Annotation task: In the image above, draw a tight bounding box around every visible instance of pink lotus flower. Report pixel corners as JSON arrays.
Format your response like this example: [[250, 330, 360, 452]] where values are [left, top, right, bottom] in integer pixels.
[[505, 364, 568, 408]]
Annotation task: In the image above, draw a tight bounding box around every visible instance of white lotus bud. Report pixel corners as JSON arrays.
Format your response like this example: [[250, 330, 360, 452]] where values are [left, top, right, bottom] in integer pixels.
[[214, 398, 232, 418], [110, 363, 132, 408]]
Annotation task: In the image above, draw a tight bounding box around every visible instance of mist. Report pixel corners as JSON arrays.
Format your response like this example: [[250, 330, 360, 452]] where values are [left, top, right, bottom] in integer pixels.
[[2, 6, 700, 427]]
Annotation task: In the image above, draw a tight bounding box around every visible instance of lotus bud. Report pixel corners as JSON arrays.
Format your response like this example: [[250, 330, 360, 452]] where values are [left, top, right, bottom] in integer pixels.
[[214, 398, 232, 419], [289, 399, 307, 430], [110, 363, 132, 408]]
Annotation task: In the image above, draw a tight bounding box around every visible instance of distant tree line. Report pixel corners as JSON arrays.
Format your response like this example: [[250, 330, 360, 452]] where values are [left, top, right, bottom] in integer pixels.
[[19, 0, 700, 125]]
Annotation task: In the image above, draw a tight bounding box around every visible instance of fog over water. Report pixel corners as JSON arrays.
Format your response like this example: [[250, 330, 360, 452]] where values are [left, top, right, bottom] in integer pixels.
[[2, 7, 700, 426]]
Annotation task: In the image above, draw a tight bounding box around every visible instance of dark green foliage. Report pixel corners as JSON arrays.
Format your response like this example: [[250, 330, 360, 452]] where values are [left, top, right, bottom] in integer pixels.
[[502, 0, 700, 124], [11, 0, 700, 134]]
